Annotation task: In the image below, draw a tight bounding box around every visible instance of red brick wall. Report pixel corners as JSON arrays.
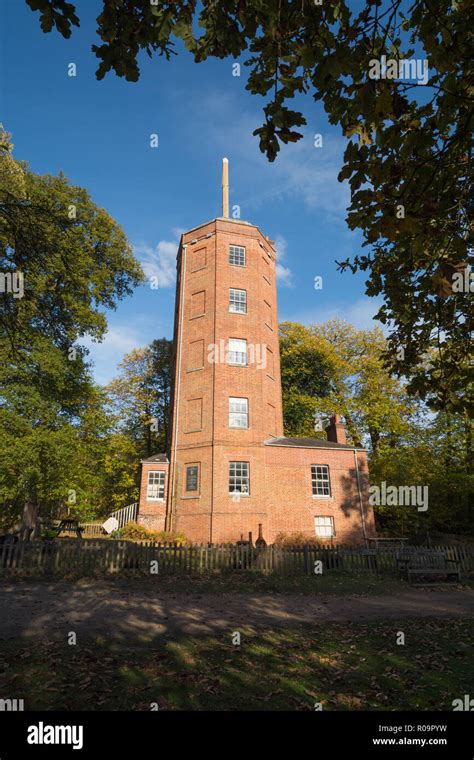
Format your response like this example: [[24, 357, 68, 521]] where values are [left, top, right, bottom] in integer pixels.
[[166, 441, 375, 545], [264, 445, 376, 544]]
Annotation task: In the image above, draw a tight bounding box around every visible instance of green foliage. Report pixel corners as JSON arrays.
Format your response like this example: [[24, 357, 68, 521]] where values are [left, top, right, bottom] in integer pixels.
[[279, 321, 333, 437], [106, 338, 173, 458], [280, 319, 414, 450], [97, 433, 140, 514], [40, 528, 57, 540], [279, 319, 473, 537], [24, 1, 473, 411], [310, 320, 415, 451], [370, 411, 473, 537], [114, 521, 188, 545], [0, 127, 144, 527]]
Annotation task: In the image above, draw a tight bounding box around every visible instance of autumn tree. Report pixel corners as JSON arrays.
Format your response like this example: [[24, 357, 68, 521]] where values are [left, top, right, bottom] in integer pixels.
[[279, 321, 333, 437], [280, 319, 414, 451], [310, 320, 415, 452], [280, 318, 472, 536], [106, 338, 173, 457], [0, 126, 144, 525], [25, 0, 473, 413], [370, 411, 473, 536]]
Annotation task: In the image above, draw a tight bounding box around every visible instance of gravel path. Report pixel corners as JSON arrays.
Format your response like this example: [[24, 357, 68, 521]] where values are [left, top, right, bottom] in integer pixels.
[[0, 581, 473, 640]]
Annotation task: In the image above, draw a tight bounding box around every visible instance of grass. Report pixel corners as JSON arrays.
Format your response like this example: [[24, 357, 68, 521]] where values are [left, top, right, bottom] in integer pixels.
[[129, 570, 414, 595], [3, 569, 472, 596], [1, 570, 420, 595], [0, 617, 472, 711]]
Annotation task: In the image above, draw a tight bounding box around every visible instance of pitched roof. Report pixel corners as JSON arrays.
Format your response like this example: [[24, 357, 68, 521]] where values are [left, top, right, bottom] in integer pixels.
[[140, 453, 169, 464], [264, 436, 365, 451]]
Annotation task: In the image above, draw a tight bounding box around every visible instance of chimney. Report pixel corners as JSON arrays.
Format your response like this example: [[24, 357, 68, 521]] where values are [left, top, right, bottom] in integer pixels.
[[325, 414, 347, 445], [222, 157, 229, 217]]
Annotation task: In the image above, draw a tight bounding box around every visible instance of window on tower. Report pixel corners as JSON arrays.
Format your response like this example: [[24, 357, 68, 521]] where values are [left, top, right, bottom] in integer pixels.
[[229, 288, 247, 314], [229, 245, 246, 267], [229, 461, 250, 495], [227, 338, 247, 366], [229, 397, 248, 428]]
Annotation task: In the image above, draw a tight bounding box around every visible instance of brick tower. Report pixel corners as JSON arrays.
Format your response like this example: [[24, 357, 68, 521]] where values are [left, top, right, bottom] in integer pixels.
[[165, 159, 284, 543], [139, 160, 376, 546]]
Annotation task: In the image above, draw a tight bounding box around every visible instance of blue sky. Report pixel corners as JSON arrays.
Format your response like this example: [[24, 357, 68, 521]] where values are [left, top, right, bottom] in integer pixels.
[[1, 0, 381, 385]]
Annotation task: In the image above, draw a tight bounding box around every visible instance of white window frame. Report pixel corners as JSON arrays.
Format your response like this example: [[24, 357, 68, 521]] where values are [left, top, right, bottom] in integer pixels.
[[229, 461, 250, 496], [227, 338, 247, 366], [147, 470, 166, 501], [311, 465, 331, 497], [229, 245, 246, 267], [229, 288, 247, 314], [314, 516, 335, 539], [229, 397, 248, 429]]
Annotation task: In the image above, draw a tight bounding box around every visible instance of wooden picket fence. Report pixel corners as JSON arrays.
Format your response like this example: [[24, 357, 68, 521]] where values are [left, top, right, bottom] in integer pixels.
[[0, 540, 472, 578]]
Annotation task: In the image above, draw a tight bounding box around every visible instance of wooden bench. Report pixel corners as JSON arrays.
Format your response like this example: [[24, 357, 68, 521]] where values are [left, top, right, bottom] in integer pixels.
[[55, 519, 84, 539], [396, 550, 461, 582]]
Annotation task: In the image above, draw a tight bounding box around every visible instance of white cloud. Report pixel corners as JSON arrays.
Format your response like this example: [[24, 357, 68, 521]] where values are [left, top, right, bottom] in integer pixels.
[[89, 326, 139, 354], [183, 92, 349, 219], [134, 236, 180, 289], [263, 133, 349, 217], [273, 234, 294, 287], [81, 309, 172, 386], [345, 298, 385, 330], [82, 326, 147, 385], [276, 262, 293, 286]]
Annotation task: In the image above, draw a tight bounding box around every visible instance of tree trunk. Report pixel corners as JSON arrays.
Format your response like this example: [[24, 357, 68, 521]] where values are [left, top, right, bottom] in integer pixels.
[[368, 426, 380, 454], [342, 408, 363, 448], [20, 500, 39, 542]]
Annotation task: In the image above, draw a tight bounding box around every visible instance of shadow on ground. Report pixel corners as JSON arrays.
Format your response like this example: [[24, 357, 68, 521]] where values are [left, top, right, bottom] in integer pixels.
[[0, 617, 472, 711]]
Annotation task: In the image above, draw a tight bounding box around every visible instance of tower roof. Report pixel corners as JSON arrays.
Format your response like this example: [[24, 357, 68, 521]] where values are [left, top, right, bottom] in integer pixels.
[[179, 217, 276, 255]]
